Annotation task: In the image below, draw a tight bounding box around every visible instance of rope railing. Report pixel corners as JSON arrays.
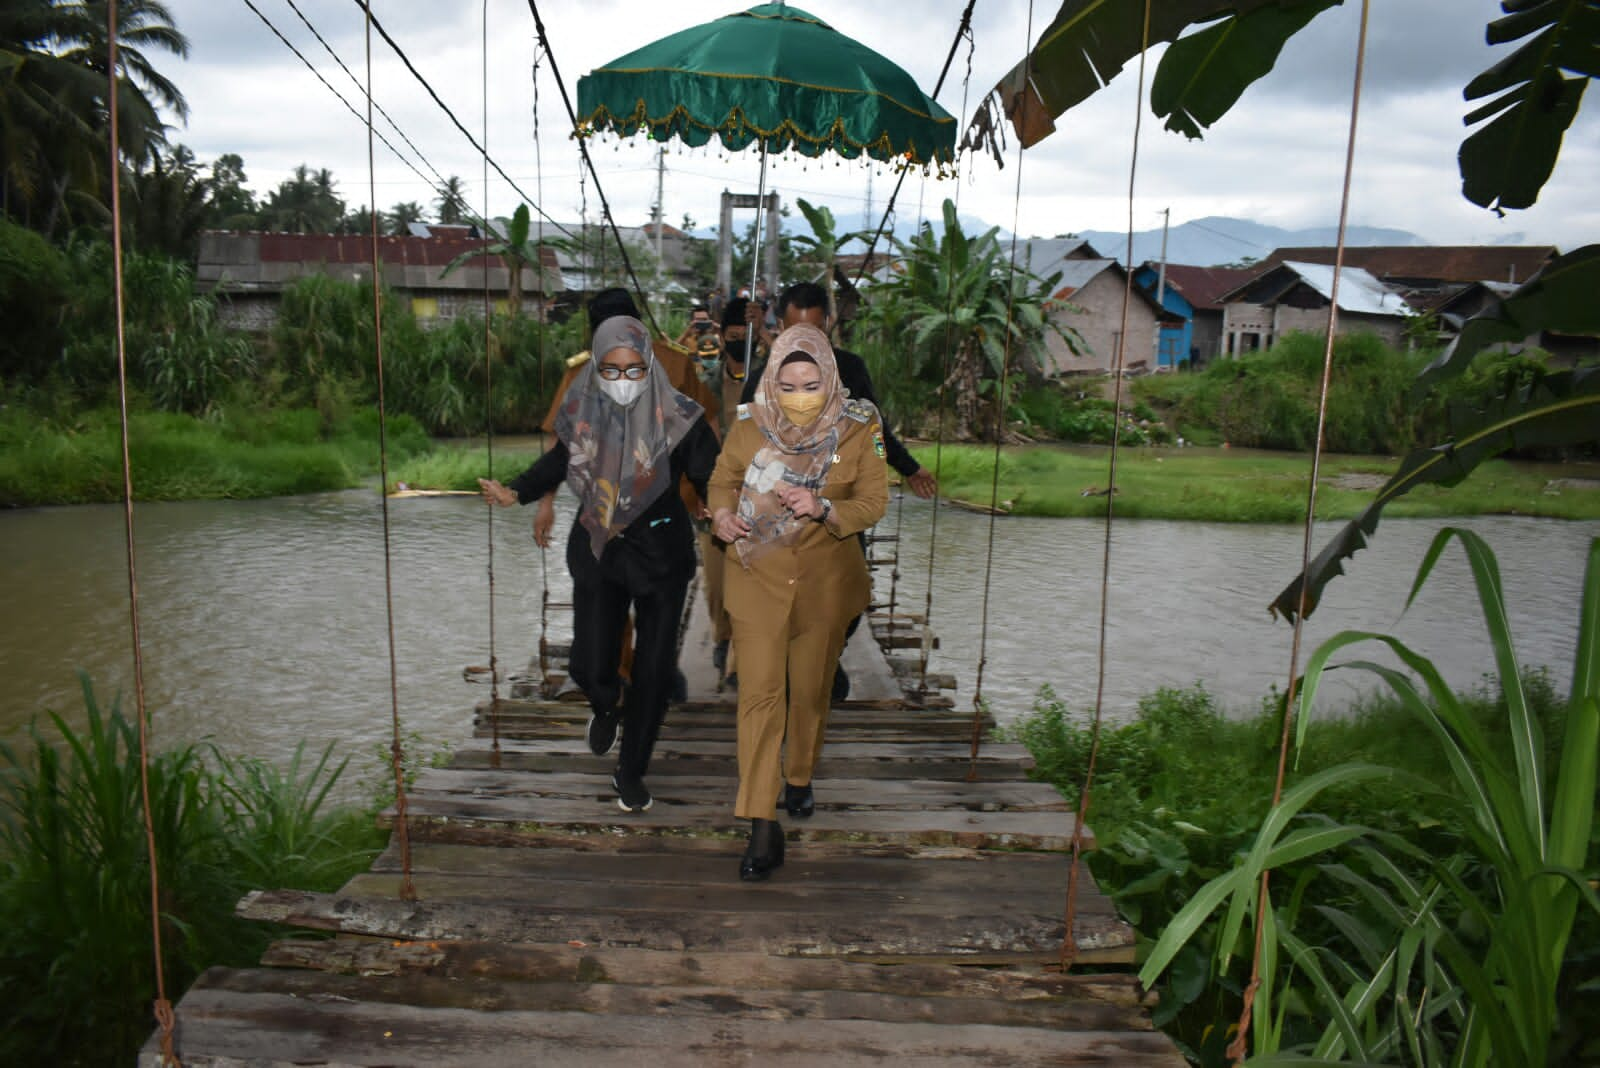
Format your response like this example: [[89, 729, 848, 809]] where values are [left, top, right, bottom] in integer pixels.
[[968, 0, 1035, 783], [363, 1, 416, 904], [107, 7, 180, 1062], [525, 0, 665, 340], [1061, 0, 1153, 973], [1229, 2, 1373, 1061], [481, 0, 502, 769]]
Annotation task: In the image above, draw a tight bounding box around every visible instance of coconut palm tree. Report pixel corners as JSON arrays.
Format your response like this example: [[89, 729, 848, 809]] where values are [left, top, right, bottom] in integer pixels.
[[434, 175, 467, 225], [385, 200, 424, 236], [0, 0, 188, 234]]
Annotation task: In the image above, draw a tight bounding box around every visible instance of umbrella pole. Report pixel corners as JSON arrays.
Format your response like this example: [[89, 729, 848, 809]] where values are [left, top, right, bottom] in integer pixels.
[[745, 143, 769, 367]]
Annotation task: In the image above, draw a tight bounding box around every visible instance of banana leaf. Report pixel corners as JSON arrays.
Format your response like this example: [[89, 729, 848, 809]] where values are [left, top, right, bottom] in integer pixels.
[[1149, 1, 1339, 139], [1269, 366, 1600, 621], [962, 0, 1341, 161], [1459, 0, 1600, 213], [1414, 243, 1600, 394]]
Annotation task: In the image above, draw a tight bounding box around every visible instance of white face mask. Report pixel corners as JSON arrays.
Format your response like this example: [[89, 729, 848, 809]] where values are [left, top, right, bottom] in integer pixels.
[[599, 375, 647, 407]]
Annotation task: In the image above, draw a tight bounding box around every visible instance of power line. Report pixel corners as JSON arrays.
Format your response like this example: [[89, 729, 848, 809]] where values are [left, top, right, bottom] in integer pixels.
[[238, 0, 442, 209], [351, 0, 574, 240], [281, 0, 458, 210]]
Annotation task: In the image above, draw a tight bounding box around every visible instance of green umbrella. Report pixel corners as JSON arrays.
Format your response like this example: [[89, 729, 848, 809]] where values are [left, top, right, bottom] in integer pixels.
[[577, 3, 958, 167]]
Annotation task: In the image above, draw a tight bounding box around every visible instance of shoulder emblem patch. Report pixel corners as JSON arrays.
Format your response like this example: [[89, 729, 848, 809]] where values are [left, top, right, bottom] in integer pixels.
[[872, 428, 885, 459], [843, 398, 874, 423], [736, 403, 752, 421]]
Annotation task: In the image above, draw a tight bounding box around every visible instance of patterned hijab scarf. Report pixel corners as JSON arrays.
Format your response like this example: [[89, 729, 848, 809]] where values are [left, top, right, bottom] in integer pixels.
[[554, 316, 702, 561], [733, 323, 848, 566]]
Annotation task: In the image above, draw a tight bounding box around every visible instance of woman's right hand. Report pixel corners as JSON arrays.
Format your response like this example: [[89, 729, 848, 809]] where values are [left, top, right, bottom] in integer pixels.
[[532, 494, 556, 548], [478, 478, 517, 508], [712, 507, 752, 544]]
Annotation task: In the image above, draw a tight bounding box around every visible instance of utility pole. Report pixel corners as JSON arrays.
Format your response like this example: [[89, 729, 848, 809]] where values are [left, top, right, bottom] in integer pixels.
[[1156, 207, 1171, 370], [864, 168, 874, 238], [652, 146, 666, 300], [1156, 207, 1170, 306]]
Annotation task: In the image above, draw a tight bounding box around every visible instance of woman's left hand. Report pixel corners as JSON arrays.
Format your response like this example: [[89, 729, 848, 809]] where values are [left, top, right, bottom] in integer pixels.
[[776, 483, 821, 519]]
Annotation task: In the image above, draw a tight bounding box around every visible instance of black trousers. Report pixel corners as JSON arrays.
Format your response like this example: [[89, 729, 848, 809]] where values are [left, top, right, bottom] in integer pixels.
[[567, 572, 689, 781]]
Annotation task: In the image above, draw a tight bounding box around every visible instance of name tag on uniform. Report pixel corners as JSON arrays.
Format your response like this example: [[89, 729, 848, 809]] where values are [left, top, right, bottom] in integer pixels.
[[736, 403, 752, 421]]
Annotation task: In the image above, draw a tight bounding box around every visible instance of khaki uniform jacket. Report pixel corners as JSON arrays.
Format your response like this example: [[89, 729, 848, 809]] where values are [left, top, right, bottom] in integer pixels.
[[707, 406, 889, 632]]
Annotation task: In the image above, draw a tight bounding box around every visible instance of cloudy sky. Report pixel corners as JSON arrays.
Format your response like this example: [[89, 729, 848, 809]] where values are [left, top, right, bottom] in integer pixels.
[[156, 0, 1598, 251]]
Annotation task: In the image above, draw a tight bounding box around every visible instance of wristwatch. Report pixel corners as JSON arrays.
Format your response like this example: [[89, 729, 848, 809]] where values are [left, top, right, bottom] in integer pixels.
[[817, 496, 833, 523]]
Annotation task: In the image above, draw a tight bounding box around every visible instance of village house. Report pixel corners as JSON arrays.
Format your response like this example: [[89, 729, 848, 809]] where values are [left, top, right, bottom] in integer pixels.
[[1216, 261, 1416, 355], [1132, 262, 1258, 367], [1007, 238, 1172, 374], [195, 227, 564, 330]]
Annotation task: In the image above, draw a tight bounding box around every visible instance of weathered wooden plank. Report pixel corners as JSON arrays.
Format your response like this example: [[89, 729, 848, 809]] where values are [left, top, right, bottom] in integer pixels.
[[382, 793, 1087, 852], [333, 871, 1118, 921], [191, 966, 1154, 1032], [405, 769, 1070, 813], [454, 737, 1035, 767], [144, 980, 1186, 1066], [366, 842, 1102, 897], [260, 939, 1148, 1006], [474, 699, 985, 731], [236, 889, 1134, 960], [473, 720, 988, 745], [449, 748, 1034, 781]]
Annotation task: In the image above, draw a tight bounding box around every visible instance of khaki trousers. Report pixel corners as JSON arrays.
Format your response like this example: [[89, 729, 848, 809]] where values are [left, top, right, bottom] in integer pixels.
[[731, 605, 848, 821], [698, 530, 732, 644]]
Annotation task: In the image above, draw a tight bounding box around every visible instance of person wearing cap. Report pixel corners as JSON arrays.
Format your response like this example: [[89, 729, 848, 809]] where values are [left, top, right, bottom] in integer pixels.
[[709, 323, 889, 881], [480, 316, 718, 813]]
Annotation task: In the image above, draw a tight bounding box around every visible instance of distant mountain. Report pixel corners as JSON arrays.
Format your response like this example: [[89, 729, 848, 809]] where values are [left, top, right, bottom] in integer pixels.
[[1074, 216, 1427, 267], [686, 210, 1429, 268]]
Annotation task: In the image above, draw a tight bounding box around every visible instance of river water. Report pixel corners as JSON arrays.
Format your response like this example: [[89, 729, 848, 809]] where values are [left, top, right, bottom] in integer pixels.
[[3, 490, 1596, 796]]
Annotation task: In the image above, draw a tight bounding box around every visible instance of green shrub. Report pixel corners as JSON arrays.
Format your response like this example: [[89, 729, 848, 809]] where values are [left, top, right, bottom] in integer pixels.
[[0, 676, 384, 1064], [0, 220, 72, 384]]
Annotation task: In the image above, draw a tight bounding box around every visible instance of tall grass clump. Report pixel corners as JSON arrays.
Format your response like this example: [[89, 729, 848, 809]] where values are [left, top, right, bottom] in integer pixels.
[[1119, 530, 1599, 1065], [0, 675, 385, 1064]]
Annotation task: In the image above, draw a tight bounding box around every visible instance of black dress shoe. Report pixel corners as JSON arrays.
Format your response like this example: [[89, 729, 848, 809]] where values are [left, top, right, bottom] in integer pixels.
[[669, 667, 688, 704], [783, 782, 815, 819], [831, 664, 850, 702], [739, 818, 785, 881], [713, 639, 729, 672]]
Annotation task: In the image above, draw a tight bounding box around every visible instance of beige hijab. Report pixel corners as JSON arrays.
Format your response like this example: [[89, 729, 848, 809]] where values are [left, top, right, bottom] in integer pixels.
[[733, 324, 848, 566]]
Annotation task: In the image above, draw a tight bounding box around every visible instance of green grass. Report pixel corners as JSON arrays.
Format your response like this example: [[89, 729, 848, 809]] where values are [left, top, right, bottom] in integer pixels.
[[927, 443, 1600, 522], [390, 443, 547, 493], [0, 403, 430, 506]]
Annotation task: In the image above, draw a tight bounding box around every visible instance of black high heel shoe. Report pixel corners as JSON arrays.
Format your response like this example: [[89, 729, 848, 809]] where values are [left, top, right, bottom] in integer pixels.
[[739, 818, 785, 881], [783, 782, 815, 819]]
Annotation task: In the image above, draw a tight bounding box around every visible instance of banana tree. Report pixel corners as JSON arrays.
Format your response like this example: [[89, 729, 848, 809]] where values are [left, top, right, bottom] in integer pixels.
[[442, 203, 570, 322], [867, 198, 1073, 441], [789, 196, 870, 328]]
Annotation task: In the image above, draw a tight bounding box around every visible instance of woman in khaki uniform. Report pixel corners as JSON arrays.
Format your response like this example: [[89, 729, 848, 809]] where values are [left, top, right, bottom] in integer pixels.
[[708, 324, 888, 880]]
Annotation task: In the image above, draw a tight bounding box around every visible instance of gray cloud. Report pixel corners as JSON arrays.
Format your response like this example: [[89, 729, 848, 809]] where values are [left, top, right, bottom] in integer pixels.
[[156, 0, 1596, 252]]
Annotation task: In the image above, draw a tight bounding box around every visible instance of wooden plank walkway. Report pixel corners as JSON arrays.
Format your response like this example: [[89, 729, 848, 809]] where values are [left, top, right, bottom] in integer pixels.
[[143, 589, 1181, 1066]]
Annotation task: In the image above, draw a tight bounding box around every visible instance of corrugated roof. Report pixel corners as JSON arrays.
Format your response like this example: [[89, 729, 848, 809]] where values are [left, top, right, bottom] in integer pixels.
[[1261, 245, 1556, 285], [1279, 261, 1414, 316], [1147, 263, 1258, 310]]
